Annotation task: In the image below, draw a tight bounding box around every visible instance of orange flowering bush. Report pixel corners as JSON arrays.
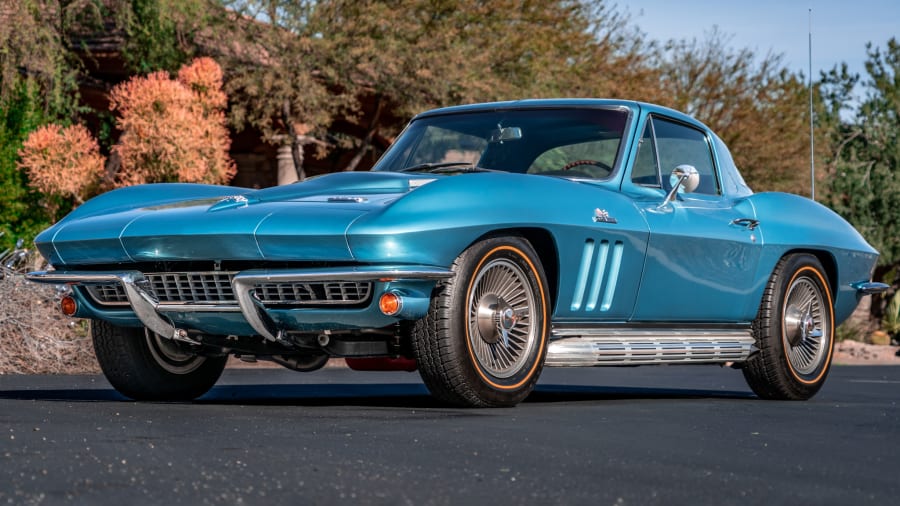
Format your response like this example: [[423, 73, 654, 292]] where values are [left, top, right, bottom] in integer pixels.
[[110, 57, 236, 186], [17, 124, 106, 203], [177, 56, 228, 110], [18, 58, 236, 205]]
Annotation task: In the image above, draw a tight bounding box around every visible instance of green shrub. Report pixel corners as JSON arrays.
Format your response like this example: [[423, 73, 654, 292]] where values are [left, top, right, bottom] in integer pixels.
[[835, 322, 864, 343], [0, 79, 58, 250]]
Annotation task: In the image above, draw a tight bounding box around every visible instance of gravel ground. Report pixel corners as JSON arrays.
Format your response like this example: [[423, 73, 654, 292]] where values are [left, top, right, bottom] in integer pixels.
[[834, 340, 900, 365]]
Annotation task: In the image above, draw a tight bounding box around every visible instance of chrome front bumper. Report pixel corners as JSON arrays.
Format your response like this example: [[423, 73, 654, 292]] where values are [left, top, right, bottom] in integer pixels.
[[26, 267, 454, 342], [852, 281, 890, 295]]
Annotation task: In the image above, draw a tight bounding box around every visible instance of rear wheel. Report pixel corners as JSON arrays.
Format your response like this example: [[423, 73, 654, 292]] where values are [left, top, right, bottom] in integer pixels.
[[742, 254, 835, 400], [92, 320, 227, 401], [413, 236, 550, 407]]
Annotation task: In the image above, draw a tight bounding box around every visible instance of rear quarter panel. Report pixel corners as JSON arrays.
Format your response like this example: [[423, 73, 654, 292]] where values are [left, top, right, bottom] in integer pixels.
[[748, 192, 879, 325]]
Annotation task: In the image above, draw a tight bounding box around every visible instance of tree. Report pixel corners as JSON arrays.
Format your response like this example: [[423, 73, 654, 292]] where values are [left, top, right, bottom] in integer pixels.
[[0, 0, 88, 117], [653, 29, 811, 193], [212, 0, 658, 176], [209, 0, 344, 181], [822, 38, 900, 282], [0, 0, 91, 248], [112, 0, 208, 73], [307, 0, 589, 170]]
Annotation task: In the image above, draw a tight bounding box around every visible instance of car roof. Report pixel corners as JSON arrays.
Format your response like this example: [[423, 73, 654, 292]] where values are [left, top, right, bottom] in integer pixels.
[[413, 99, 704, 130], [411, 98, 753, 198]]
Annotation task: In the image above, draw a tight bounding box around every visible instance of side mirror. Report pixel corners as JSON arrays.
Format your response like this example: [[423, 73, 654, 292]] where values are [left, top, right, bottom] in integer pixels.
[[659, 165, 699, 208]]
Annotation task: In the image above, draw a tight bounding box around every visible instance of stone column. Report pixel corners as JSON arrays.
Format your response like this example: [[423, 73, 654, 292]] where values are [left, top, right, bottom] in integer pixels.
[[276, 144, 298, 186]]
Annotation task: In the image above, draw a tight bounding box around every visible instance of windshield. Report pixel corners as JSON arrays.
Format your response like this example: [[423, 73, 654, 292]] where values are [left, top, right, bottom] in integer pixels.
[[372, 107, 630, 179]]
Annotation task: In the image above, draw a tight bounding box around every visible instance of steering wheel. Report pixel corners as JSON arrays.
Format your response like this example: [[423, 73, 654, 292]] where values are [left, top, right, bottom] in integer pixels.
[[561, 159, 613, 175]]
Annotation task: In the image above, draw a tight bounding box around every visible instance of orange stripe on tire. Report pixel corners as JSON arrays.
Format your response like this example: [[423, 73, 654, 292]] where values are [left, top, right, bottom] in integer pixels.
[[464, 245, 548, 390], [781, 266, 834, 385]]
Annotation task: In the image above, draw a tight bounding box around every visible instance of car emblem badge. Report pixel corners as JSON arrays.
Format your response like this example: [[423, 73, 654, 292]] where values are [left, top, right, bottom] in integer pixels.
[[593, 208, 617, 224], [209, 194, 251, 212]]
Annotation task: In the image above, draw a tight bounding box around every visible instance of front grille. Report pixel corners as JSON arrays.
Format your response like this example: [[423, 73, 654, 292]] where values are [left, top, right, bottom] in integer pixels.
[[150, 272, 236, 304], [254, 281, 371, 305], [86, 284, 129, 305], [84, 272, 372, 308]]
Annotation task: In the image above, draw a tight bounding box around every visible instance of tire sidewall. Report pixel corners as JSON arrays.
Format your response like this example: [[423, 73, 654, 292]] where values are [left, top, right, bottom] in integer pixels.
[[448, 237, 550, 405], [91, 320, 226, 401], [766, 254, 835, 397], [773, 255, 834, 392]]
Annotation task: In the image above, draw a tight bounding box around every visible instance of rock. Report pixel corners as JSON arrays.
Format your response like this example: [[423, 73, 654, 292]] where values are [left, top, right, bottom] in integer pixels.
[[870, 331, 891, 346]]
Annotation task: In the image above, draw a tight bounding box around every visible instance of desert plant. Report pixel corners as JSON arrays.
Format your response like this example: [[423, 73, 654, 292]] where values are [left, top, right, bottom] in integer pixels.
[[881, 290, 900, 339]]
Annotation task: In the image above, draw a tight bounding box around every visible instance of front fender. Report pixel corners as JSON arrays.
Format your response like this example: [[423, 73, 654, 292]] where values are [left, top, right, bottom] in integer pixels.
[[346, 172, 648, 267]]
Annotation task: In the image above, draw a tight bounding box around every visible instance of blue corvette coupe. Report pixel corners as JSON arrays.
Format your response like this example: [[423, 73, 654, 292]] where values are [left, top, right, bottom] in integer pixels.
[[28, 99, 886, 407]]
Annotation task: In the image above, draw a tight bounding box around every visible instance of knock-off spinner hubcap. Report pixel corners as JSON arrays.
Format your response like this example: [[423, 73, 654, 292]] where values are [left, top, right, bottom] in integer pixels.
[[782, 277, 828, 375], [468, 258, 538, 379]]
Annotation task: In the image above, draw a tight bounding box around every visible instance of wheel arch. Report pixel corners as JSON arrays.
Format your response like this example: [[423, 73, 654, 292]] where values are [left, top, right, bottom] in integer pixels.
[[780, 248, 838, 300], [468, 227, 560, 314]]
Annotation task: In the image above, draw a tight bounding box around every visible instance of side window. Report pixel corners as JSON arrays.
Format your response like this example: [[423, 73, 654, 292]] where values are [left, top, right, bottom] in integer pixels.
[[631, 120, 660, 186], [652, 117, 720, 195]]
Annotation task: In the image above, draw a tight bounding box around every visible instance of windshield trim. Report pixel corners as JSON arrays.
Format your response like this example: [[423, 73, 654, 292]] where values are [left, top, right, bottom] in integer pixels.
[[372, 105, 635, 182]]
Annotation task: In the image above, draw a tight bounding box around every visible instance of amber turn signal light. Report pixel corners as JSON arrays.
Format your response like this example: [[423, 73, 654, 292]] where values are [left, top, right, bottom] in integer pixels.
[[378, 291, 403, 316], [60, 295, 78, 316]]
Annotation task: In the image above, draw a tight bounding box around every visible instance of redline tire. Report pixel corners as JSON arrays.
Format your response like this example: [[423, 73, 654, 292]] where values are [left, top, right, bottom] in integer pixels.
[[742, 254, 835, 400], [413, 236, 550, 407]]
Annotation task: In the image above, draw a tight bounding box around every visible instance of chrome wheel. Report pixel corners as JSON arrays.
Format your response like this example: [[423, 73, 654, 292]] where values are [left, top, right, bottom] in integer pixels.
[[467, 258, 538, 379], [781, 277, 828, 376], [742, 254, 835, 401], [412, 236, 549, 407], [145, 330, 206, 375]]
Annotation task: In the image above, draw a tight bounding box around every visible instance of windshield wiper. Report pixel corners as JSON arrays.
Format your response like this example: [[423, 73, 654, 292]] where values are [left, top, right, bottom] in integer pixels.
[[397, 162, 499, 174], [397, 162, 476, 173]]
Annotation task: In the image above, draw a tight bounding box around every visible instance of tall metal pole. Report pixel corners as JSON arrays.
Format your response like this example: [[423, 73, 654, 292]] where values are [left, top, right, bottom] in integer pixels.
[[809, 8, 816, 201]]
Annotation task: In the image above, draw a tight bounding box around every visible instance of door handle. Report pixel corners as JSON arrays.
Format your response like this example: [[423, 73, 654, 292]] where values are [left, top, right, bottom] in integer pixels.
[[730, 218, 759, 230]]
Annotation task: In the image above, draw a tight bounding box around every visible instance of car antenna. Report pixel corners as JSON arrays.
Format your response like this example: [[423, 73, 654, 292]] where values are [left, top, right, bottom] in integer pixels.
[[808, 7, 816, 201]]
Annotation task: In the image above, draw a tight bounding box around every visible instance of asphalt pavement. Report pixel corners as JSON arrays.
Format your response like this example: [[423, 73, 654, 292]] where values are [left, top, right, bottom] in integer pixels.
[[1, 364, 898, 505]]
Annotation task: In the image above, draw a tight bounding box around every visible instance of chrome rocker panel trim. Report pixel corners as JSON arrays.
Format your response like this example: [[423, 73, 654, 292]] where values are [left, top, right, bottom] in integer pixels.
[[26, 267, 455, 343], [546, 325, 756, 366]]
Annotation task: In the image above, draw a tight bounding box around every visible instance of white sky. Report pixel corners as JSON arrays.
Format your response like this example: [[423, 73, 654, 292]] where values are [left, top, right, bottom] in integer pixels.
[[619, 0, 899, 83]]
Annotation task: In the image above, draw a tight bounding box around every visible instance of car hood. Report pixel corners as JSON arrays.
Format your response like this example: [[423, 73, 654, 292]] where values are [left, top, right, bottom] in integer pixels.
[[38, 172, 433, 266]]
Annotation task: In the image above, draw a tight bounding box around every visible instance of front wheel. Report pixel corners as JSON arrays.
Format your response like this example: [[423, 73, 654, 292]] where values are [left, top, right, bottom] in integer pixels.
[[92, 320, 227, 401], [412, 236, 550, 407], [742, 254, 835, 400]]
